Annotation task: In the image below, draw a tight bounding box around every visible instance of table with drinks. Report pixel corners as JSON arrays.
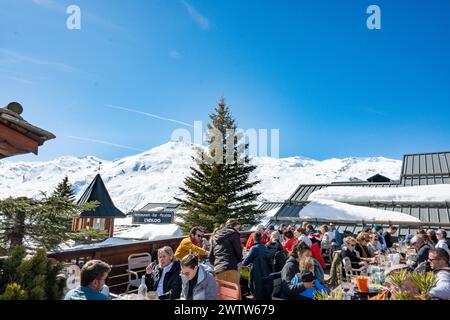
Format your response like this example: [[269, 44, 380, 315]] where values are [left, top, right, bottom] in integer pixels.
[[340, 248, 410, 300]]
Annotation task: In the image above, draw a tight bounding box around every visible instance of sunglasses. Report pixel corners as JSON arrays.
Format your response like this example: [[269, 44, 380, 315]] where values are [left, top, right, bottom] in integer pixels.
[[196, 234, 204, 238]]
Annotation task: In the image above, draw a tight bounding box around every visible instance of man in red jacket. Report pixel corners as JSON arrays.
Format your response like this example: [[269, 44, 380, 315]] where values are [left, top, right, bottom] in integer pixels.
[[246, 225, 269, 250]]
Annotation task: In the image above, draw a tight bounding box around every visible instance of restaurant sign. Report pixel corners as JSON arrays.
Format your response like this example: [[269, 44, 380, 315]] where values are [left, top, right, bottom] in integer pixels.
[[132, 211, 174, 224]]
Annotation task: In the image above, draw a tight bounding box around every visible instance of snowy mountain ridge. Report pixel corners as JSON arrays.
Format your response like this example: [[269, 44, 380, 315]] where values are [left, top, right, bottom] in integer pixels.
[[0, 141, 402, 213]]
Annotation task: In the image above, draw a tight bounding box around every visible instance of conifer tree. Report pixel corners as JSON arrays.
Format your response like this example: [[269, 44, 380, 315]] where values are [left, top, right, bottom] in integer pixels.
[[53, 176, 76, 202], [175, 97, 261, 233]]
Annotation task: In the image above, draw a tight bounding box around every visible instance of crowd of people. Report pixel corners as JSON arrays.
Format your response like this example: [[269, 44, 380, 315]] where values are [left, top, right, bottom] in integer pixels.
[[63, 221, 450, 301]]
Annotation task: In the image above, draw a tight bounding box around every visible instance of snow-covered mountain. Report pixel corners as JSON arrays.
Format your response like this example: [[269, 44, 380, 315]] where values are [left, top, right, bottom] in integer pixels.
[[0, 141, 402, 212]]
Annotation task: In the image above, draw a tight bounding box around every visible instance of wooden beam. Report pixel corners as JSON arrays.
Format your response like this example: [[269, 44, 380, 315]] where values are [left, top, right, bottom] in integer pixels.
[[0, 122, 38, 154]]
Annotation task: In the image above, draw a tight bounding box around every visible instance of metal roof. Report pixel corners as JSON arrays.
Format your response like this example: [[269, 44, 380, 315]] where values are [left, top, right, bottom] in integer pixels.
[[77, 174, 126, 218], [400, 152, 450, 186], [274, 151, 450, 227], [138, 203, 180, 212], [288, 182, 399, 202], [256, 202, 284, 212]]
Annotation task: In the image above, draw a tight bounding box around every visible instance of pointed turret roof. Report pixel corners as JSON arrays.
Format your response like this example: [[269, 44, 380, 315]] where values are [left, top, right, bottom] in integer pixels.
[[77, 174, 125, 218]]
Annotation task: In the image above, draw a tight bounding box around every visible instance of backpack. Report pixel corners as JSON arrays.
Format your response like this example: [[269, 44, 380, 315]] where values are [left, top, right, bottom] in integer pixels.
[[273, 250, 288, 272]]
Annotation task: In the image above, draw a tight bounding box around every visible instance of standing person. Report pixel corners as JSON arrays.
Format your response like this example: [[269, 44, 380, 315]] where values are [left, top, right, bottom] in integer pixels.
[[266, 231, 287, 272], [209, 219, 243, 287], [175, 227, 208, 261], [306, 224, 321, 245], [428, 248, 450, 300], [383, 226, 398, 249], [242, 232, 273, 300], [179, 254, 217, 300], [282, 230, 298, 255], [145, 246, 182, 300], [329, 222, 344, 248], [245, 225, 268, 250], [277, 224, 287, 243], [64, 260, 111, 300], [436, 229, 450, 256], [319, 225, 332, 249]]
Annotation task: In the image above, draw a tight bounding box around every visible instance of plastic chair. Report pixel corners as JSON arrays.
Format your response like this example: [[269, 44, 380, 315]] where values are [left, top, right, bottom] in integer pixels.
[[216, 279, 241, 300], [126, 252, 152, 293], [342, 256, 365, 279]]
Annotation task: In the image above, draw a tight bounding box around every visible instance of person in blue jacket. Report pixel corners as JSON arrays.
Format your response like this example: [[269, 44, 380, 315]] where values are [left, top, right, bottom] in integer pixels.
[[242, 232, 273, 300]]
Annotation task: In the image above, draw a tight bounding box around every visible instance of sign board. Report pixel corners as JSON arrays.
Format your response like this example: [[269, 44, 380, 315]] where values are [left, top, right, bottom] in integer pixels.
[[132, 211, 174, 224]]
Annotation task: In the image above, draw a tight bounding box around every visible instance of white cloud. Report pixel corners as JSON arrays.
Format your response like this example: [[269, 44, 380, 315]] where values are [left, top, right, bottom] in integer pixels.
[[180, 0, 210, 30], [68, 136, 145, 152], [0, 48, 77, 72], [105, 104, 194, 128]]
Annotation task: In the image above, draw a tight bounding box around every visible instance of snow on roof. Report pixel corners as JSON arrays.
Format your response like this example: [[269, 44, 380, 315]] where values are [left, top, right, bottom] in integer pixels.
[[300, 199, 421, 223], [57, 237, 142, 252], [308, 184, 450, 203], [115, 223, 183, 241]]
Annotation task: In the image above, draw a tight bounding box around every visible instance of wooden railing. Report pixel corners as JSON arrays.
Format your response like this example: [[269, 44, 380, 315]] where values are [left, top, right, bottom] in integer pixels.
[[48, 231, 252, 294]]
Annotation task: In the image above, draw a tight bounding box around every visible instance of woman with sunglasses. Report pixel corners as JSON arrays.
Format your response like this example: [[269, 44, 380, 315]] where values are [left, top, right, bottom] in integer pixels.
[[179, 254, 217, 300], [342, 237, 374, 269]]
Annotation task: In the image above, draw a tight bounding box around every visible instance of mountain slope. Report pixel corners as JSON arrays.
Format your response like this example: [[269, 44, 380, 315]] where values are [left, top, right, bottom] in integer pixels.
[[0, 141, 402, 212]]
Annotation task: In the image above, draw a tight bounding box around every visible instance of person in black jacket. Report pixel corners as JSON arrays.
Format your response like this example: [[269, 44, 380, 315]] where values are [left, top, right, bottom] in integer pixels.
[[145, 246, 182, 299], [383, 226, 398, 249], [341, 237, 372, 269], [280, 242, 315, 299], [266, 231, 287, 272], [209, 219, 243, 287]]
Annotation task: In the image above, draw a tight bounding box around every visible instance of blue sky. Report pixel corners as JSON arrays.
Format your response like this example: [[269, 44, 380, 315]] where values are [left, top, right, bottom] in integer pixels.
[[1, 0, 450, 162]]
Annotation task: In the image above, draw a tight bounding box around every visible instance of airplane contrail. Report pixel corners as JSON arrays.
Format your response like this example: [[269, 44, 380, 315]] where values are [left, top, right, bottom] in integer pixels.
[[105, 104, 194, 128], [68, 136, 145, 152]]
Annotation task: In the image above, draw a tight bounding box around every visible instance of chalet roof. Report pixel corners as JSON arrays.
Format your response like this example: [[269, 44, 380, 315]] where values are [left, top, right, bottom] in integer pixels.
[[274, 151, 450, 227], [401, 151, 450, 185], [77, 174, 126, 218], [0, 103, 56, 159]]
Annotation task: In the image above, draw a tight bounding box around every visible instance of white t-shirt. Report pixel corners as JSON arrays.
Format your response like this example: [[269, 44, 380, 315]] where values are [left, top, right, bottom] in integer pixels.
[[436, 240, 450, 256], [430, 270, 450, 300]]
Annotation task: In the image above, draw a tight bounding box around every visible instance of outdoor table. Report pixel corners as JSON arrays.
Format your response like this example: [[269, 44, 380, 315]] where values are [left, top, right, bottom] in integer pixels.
[[114, 291, 159, 300], [353, 287, 380, 300]]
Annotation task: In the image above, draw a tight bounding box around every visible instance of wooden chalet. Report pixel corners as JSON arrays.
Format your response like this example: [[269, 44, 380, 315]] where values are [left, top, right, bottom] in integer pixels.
[[72, 174, 126, 237], [0, 102, 55, 159]]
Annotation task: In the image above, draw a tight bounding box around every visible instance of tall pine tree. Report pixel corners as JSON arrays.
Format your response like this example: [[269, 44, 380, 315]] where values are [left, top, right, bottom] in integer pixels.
[[53, 176, 75, 202], [175, 97, 261, 233]]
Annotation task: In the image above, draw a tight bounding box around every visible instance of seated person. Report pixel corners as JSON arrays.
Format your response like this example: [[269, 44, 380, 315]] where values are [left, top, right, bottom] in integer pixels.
[[341, 236, 374, 269], [408, 236, 431, 268], [179, 254, 217, 300], [429, 248, 450, 300], [280, 242, 315, 299], [356, 232, 372, 258], [291, 257, 329, 300], [145, 246, 182, 299], [367, 233, 382, 257], [64, 260, 111, 300]]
